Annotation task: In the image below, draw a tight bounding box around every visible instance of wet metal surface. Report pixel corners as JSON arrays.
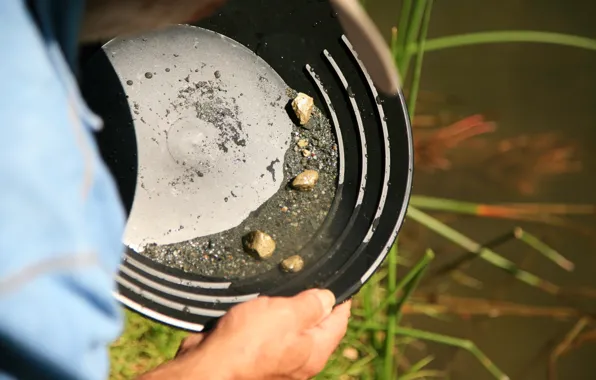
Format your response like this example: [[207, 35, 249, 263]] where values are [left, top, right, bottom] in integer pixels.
[[100, 25, 340, 279], [102, 25, 294, 251], [143, 105, 338, 279]]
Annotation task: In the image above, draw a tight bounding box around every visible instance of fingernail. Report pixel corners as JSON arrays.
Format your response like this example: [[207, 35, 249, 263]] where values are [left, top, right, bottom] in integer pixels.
[[316, 289, 336, 315]]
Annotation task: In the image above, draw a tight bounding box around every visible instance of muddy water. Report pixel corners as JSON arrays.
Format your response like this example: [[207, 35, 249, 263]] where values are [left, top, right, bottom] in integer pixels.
[[368, 1, 596, 379]]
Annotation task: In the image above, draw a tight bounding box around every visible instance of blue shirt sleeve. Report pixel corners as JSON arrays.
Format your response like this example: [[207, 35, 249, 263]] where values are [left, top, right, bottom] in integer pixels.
[[0, 1, 127, 379]]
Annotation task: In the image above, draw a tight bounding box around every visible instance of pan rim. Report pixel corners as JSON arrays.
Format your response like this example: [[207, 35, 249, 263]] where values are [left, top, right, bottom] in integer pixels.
[[81, 7, 413, 329]]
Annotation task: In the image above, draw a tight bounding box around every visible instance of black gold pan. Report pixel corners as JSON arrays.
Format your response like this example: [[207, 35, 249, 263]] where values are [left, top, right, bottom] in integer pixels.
[[80, 0, 413, 331]]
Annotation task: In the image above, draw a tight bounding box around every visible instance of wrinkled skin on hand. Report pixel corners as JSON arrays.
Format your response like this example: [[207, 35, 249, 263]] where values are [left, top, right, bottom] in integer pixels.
[[140, 289, 352, 380]]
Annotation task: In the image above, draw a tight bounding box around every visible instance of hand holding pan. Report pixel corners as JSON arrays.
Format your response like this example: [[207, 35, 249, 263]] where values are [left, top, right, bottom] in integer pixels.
[[80, 0, 412, 331]]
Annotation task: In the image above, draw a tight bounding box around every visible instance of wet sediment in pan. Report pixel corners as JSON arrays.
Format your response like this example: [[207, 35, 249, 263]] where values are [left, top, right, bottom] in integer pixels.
[[141, 91, 339, 279]]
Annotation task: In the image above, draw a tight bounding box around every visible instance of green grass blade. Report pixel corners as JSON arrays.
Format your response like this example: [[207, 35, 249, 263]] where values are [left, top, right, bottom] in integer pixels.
[[407, 0, 434, 118], [407, 31, 596, 54], [409, 196, 592, 233], [399, 0, 427, 76], [410, 195, 479, 214], [352, 322, 509, 380], [356, 250, 434, 339], [374, 249, 434, 319], [391, 250, 435, 378], [362, 278, 383, 350], [392, 27, 399, 63], [394, 0, 413, 62], [399, 369, 446, 379], [394, 328, 509, 380], [394, 249, 434, 328], [514, 228, 574, 271], [384, 243, 400, 379], [398, 355, 435, 379], [407, 206, 560, 295], [410, 196, 593, 220], [346, 355, 377, 376]]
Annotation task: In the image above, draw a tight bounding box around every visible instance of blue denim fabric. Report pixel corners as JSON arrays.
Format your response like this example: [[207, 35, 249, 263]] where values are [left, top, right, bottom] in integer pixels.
[[0, 1, 126, 379]]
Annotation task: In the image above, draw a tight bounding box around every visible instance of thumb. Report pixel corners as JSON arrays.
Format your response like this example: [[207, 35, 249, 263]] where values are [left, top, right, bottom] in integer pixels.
[[288, 289, 336, 330], [302, 300, 352, 375]]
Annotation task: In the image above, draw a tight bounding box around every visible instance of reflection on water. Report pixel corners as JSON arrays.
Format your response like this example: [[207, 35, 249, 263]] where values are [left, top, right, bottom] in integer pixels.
[[369, 1, 596, 379]]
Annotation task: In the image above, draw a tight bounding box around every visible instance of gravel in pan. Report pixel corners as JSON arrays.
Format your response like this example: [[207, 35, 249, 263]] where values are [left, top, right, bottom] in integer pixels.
[[141, 85, 338, 280]]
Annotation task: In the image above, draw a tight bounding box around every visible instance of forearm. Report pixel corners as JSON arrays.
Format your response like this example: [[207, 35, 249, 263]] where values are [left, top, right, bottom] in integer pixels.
[[137, 346, 236, 380]]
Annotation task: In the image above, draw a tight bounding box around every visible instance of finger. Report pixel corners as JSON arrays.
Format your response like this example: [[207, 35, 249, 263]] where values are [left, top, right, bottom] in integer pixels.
[[286, 289, 336, 330], [176, 333, 207, 357], [301, 300, 352, 376]]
